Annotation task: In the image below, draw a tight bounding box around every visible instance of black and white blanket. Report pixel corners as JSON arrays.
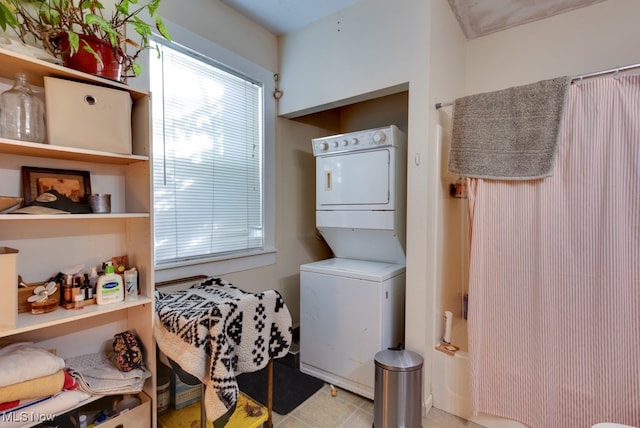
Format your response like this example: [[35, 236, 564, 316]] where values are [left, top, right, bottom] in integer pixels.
[[154, 277, 292, 421]]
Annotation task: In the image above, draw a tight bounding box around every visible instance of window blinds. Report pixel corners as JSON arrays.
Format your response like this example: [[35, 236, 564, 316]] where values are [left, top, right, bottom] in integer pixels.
[[150, 41, 264, 265]]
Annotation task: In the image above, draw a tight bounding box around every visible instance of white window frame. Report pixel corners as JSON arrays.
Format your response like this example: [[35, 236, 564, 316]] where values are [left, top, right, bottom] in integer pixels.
[[137, 21, 276, 283]]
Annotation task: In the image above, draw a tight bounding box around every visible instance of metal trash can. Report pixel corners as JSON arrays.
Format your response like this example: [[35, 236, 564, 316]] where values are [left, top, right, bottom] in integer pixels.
[[373, 349, 423, 428]]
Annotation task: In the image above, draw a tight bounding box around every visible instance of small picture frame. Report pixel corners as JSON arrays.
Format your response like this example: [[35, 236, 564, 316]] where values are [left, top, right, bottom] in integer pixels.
[[21, 166, 92, 205]]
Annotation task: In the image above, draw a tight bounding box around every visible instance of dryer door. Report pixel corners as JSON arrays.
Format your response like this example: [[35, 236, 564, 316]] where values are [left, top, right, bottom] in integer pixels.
[[316, 148, 390, 209]]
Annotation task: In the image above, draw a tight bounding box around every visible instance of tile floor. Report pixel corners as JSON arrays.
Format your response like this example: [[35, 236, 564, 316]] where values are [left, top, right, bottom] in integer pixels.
[[271, 383, 484, 428]]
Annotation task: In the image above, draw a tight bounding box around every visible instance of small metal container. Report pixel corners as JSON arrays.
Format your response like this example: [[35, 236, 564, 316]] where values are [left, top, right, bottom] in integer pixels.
[[88, 193, 111, 213]]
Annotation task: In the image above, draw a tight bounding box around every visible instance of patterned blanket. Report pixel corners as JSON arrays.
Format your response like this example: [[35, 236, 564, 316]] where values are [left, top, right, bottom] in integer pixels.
[[154, 277, 292, 421]]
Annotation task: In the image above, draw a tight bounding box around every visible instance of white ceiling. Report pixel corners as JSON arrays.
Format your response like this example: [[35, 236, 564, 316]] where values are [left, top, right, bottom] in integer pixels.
[[221, 0, 607, 38], [221, 0, 362, 35]]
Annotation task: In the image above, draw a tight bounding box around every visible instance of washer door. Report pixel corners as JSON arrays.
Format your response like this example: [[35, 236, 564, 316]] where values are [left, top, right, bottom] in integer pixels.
[[316, 149, 390, 209], [299, 269, 383, 397]]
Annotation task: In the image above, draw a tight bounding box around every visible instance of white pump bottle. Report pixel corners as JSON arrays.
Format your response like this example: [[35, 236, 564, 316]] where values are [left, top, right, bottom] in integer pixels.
[[96, 262, 124, 305]]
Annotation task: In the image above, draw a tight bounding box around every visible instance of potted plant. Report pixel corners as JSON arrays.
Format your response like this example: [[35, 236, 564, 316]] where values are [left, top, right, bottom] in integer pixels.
[[0, 0, 171, 82]]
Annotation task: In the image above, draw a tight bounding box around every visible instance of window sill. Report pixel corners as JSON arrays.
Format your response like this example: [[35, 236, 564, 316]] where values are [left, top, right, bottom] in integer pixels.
[[154, 248, 277, 283]]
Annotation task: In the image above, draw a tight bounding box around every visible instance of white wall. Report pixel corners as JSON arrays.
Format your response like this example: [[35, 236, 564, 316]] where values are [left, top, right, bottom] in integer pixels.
[[278, 0, 420, 118], [465, 0, 640, 95], [278, 0, 437, 411], [430, 0, 468, 351], [223, 116, 334, 327], [159, 0, 277, 72]]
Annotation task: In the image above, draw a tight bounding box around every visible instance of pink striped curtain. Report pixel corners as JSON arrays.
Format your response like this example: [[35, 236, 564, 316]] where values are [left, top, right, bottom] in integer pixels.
[[468, 75, 640, 428]]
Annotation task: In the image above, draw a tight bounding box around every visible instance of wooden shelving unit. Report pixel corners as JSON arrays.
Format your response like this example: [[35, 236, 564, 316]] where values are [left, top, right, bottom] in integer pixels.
[[0, 47, 156, 426]]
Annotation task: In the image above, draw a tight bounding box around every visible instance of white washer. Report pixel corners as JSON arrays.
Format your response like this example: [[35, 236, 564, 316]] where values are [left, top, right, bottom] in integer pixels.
[[300, 258, 405, 399]]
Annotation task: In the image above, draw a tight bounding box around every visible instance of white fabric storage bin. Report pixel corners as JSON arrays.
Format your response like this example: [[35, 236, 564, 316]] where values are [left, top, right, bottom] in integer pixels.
[[44, 77, 132, 154]]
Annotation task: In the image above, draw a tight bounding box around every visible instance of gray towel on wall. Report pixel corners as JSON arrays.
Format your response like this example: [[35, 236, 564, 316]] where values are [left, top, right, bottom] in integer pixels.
[[448, 76, 570, 180]]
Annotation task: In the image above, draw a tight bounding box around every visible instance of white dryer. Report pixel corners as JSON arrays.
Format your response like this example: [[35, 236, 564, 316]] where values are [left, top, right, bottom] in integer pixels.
[[313, 125, 407, 264], [300, 125, 408, 399]]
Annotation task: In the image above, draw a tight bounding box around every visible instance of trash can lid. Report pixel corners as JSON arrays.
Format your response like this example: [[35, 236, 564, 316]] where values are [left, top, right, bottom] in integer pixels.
[[374, 349, 423, 371]]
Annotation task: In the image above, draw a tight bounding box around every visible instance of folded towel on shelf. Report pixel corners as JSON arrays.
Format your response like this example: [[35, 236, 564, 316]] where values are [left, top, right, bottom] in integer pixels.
[[0, 398, 45, 413], [0, 372, 77, 415], [0, 370, 65, 404], [66, 352, 149, 395], [0, 390, 91, 428], [0, 343, 65, 388], [449, 76, 570, 180]]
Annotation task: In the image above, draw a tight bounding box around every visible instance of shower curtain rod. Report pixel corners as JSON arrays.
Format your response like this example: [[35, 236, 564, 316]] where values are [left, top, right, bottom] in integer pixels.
[[434, 62, 640, 110]]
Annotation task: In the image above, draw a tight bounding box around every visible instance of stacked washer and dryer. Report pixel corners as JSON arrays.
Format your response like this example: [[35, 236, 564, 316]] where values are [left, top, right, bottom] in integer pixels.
[[300, 125, 407, 400]]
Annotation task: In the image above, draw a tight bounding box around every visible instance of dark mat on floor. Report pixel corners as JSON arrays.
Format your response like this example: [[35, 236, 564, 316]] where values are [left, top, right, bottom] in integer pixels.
[[236, 358, 324, 415]]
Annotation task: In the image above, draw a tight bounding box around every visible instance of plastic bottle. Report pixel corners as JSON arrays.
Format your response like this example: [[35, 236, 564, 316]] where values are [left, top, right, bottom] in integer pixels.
[[89, 266, 99, 297], [443, 310, 453, 344], [95, 410, 108, 425], [78, 414, 87, 428], [96, 261, 124, 305], [124, 267, 138, 301]]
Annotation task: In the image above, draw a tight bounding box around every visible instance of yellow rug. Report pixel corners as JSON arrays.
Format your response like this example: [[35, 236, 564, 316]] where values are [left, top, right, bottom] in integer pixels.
[[158, 393, 268, 428]]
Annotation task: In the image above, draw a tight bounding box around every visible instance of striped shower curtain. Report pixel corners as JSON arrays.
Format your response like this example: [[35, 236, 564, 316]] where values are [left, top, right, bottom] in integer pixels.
[[468, 75, 640, 427]]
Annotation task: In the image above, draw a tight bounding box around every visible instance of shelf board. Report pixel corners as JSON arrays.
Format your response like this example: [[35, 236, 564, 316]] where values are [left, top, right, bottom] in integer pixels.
[[0, 213, 149, 220], [0, 47, 148, 100], [2, 296, 152, 337], [0, 138, 148, 164]]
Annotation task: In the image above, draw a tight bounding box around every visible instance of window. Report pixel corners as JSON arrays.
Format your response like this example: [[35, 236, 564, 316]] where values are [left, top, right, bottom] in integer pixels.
[[149, 32, 275, 275]]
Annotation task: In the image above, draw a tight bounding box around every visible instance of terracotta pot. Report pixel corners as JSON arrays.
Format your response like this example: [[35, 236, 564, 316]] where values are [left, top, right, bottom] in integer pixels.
[[56, 34, 123, 81]]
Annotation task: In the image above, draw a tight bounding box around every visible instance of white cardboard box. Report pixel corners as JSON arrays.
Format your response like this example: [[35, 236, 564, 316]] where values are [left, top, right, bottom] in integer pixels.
[[44, 77, 132, 154]]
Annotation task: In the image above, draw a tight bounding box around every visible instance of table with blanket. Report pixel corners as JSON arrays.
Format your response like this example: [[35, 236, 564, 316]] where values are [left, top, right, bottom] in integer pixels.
[[154, 277, 292, 426]]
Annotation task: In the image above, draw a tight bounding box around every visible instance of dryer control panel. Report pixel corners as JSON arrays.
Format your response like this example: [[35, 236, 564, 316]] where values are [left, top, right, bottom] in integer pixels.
[[312, 125, 401, 156]]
